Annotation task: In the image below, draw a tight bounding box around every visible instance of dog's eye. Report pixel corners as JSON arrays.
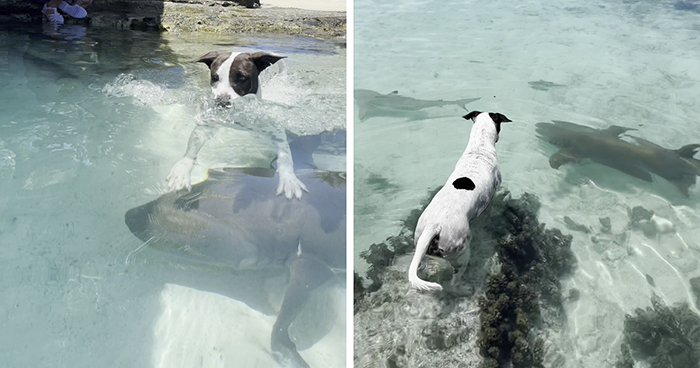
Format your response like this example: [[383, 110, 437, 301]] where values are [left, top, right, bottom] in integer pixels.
[[237, 76, 248, 82], [211, 74, 219, 83]]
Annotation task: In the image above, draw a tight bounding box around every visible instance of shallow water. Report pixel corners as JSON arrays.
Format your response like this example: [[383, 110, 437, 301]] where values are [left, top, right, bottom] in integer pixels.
[[0, 23, 345, 367], [354, 0, 700, 366]]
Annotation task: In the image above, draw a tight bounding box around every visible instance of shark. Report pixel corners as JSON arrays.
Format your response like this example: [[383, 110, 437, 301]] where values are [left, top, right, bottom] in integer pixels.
[[354, 89, 480, 122], [536, 120, 700, 196], [124, 131, 346, 368]]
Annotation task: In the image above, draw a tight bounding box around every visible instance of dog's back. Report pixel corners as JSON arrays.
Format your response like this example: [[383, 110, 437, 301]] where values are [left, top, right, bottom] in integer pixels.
[[408, 111, 511, 291]]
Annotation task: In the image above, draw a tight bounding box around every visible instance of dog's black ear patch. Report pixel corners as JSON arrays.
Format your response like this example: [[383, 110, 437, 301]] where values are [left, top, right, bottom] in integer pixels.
[[453, 177, 476, 190], [249, 52, 286, 72], [197, 51, 229, 69], [463, 111, 482, 122], [488, 112, 512, 124]]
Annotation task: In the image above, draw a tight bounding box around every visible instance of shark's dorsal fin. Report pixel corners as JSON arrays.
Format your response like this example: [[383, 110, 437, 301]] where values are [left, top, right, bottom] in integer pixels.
[[675, 144, 700, 159], [604, 125, 636, 137], [389, 90, 399, 94], [219, 167, 276, 178]]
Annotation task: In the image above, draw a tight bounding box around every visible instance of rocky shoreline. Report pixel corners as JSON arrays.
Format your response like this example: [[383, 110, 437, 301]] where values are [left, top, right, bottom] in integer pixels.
[[0, 0, 346, 40]]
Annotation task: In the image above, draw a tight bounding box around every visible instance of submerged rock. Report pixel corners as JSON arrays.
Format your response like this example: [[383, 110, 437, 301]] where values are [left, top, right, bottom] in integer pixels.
[[355, 188, 576, 367], [690, 277, 700, 309], [617, 295, 700, 368]]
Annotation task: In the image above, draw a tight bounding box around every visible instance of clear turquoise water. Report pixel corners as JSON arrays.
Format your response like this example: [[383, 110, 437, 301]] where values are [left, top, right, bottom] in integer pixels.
[[0, 23, 345, 367], [355, 0, 700, 366]]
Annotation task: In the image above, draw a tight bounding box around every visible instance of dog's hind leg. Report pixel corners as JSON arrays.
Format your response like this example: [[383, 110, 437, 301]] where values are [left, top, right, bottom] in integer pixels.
[[166, 125, 218, 191], [449, 246, 471, 289], [272, 254, 333, 368]]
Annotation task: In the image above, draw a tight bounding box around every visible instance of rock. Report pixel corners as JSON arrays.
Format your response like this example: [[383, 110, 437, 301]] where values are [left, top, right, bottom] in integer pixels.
[[0, 0, 346, 39], [599, 216, 612, 233], [690, 277, 700, 309], [617, 295, 700, 368], [564, 216, 591, 234], [355, 188, 575, 368]]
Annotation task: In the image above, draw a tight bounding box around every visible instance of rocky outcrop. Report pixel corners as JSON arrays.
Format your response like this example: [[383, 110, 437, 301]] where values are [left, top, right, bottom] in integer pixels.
[[355, 188, 576, 367], [0, 0, 345, 39]]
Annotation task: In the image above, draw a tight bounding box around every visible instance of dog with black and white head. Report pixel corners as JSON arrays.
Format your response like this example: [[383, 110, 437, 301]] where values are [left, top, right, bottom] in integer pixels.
[[408, 111, 511, 291], [166, 50, 309, 200]]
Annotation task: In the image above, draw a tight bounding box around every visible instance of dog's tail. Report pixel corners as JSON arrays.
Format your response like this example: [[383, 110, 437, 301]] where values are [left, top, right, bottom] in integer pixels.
[[408, 224, 443, 291]]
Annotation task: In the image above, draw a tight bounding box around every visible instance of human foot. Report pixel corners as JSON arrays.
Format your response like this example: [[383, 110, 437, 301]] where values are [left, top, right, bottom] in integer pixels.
[[42, 3, 65, 24], [58, 1, 87, 18]]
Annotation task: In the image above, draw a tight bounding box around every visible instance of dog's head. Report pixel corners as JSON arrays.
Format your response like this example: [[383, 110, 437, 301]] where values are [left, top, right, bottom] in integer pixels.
[[463, 111, 512, 141], [197, 51, 286, 105]]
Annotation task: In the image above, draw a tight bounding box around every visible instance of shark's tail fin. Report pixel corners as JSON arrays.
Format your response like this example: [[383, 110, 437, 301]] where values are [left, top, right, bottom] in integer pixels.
[[675, 144, 700, 159], [676, 144, 700, 176], [455, 98, 481, 111], [408, 224, 443, 291]]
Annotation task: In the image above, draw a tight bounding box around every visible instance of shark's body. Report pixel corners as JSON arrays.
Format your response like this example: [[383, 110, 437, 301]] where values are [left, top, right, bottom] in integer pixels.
[[124, 132, 345, 368], [354, 89, 479, 121], [536, 120, 700, 196]]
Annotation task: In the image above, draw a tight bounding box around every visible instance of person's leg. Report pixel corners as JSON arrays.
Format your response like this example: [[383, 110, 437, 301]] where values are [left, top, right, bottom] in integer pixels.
[[75, 0, 92, 8]]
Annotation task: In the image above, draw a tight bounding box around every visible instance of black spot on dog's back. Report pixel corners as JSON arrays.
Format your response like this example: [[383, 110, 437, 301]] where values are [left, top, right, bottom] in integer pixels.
[[453, 177, 476, 190]]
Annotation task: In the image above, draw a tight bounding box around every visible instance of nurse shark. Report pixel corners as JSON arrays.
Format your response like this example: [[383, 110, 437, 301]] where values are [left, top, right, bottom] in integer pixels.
[[124, 132, 346, 368], [354, 88, 480, 121], [536, 120, 700, 196]]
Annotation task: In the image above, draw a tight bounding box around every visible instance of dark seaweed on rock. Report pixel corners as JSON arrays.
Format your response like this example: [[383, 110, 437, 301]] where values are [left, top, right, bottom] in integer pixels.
[[355, 188, 576, 367], [616, 295, 700, 368], [478, 192, 575, 368]]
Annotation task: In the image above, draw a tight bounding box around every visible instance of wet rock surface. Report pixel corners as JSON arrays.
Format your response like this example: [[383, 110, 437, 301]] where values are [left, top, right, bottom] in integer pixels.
[[0, 0, 346, 39], [354, 188, 576, 367], [616, 295, 700, 368]]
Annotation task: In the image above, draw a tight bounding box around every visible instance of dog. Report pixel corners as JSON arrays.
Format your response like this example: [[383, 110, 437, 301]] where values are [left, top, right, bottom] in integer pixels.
[[408, 111, 511, 291], [166, 50, 310, 200]]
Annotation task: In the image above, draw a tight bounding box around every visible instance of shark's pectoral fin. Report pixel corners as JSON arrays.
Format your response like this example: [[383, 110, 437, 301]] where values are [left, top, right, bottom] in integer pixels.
[[271, 254, 333, 368], [358, 106, 368, 121], [549, 149, 580, 169], [599, 159, 653, 182]]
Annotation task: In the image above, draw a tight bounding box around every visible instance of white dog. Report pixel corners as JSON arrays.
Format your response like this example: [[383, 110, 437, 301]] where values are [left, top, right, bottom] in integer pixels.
[[166, 51, 309, 200], [408, 111, 511, 291]]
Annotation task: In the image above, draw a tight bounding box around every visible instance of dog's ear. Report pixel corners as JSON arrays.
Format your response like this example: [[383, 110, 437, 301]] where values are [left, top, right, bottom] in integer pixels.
[[249, 52, 287, 72], [488, 112, 512, 124], [197, 51, 230, 69], [462, 111, 482, 122]]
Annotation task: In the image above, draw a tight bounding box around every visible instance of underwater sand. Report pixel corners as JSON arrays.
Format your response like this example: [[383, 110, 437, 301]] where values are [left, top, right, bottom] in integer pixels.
[[355, 0, 700, 366], [0, 25, 345, 367]]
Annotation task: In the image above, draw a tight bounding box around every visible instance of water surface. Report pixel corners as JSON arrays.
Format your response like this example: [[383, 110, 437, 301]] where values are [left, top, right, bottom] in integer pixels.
[[0, 23, 346, 368], [354, 0, 700, 366]]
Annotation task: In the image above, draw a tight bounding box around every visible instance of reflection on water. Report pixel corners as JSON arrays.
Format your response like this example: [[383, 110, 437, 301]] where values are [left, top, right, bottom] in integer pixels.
[[0, 22, 345, 368], [354, 0, 700, 367]]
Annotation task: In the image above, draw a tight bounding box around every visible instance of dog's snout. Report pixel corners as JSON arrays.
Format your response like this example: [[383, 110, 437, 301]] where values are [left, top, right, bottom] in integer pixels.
[[215, 94, 231, 107]]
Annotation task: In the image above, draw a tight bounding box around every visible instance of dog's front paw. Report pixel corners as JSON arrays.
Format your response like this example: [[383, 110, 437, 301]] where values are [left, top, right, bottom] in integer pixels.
[[166, 158, 195, 191], [276, 171, 308, 200]]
